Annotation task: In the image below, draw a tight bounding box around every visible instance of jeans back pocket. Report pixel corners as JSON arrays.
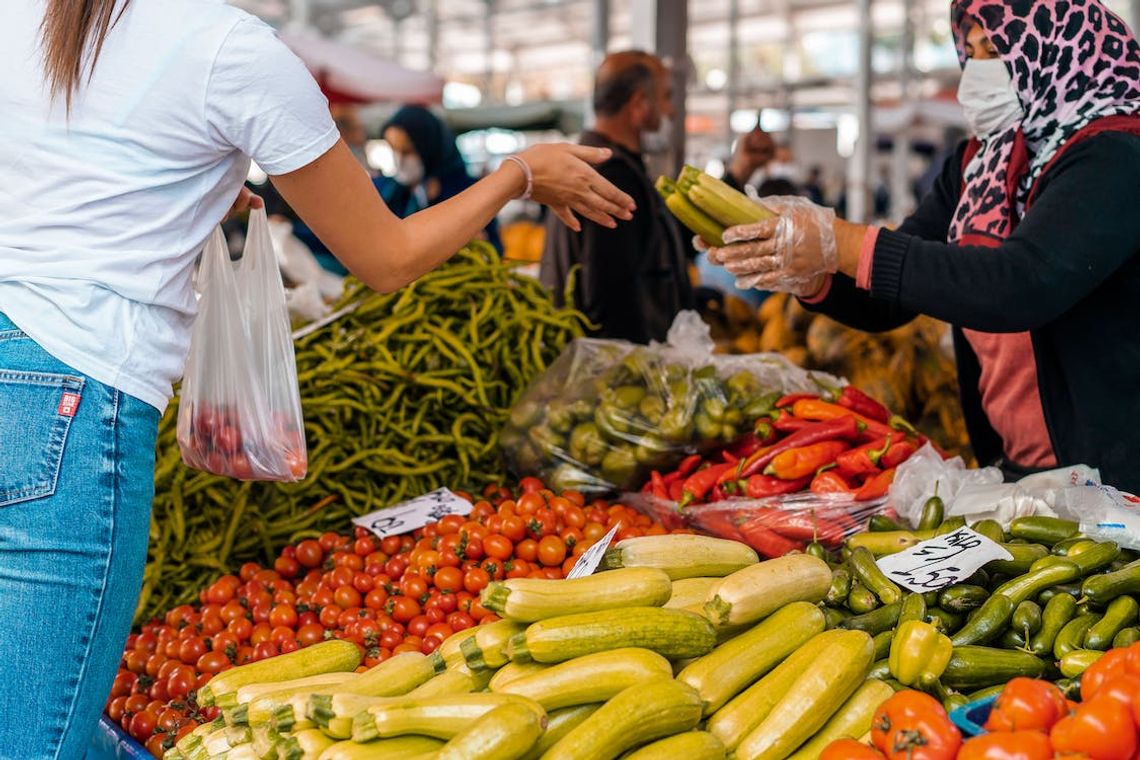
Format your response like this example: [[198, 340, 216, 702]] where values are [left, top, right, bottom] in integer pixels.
[[0, 370, 84, 507]]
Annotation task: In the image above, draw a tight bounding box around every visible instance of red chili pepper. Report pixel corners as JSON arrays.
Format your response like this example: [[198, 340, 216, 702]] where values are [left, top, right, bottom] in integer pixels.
[[881, 439, 919, 469], [744, 474, 811, 499], [727, 433, 763, 461], [837, 386, 891, 423], [812, 469, 859, 496], [667, 479, 686, 502], [815, 505, 864, 535], [680, 462, 734, 507], [835, 436, 893, 478], [693, 509, 746, 542], [763, 509, 847, 545], [855, 468, 897, 501], [791, 398, 896, 440], [677, 454, 702, 478], [738, 516, 806, 558], [776, 392, 819, 408], [710, 485, 728, 502], [754, 419, 779, 445], [661, 470, 683, 486], [650, 470, 668, 500], [773, 409, 814, 434], [731, 416, 863, 483], [722, 450, 739, 465], [765, 440, 850, 480]]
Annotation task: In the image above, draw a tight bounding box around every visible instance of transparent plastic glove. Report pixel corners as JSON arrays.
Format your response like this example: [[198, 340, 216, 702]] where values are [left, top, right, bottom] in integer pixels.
[[706, 195, 839, 297]]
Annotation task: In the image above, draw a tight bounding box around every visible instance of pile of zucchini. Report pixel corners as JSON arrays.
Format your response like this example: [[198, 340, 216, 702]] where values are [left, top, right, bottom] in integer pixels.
[[823, 512, 1139, 709], [167, 535, 888, 760]]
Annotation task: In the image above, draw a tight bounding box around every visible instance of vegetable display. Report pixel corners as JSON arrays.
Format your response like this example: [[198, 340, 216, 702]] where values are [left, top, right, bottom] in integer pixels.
[[141, 242, 586, 622], [104, 480, 682, 756]]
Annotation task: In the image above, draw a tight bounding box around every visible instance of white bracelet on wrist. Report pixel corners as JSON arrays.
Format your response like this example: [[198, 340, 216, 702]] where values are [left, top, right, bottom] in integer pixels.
[[503, 155, 533, 201]]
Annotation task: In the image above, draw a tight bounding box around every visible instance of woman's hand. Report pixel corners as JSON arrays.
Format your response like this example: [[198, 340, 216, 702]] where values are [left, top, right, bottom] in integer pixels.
[[516, 144, 636, 231], [707, 195, 839, 297], [226, 186, 264, 220]]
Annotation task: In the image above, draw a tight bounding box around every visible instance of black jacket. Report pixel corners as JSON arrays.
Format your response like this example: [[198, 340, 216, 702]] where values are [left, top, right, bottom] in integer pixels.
[[804, 132, 1140, 492], [540, 131, 692, 344]]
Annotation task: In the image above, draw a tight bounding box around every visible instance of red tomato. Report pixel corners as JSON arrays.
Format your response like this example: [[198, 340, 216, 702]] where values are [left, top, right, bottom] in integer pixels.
[[110, 671, 137, 698], [274, 555, 300, 579], [406, 615, 431, 638], [252, 641, 279, 661], [144, 734, 167, 757], [334, 586, 363, 609], [537, 535, 567, 567], [268, 604, 298, 629], [166, 667, 197, 700], [318, 532, 341, 552], [820, 739, 885, 760], [106, 696, 128, 723], [1052, 695, 1137, 760], [958, 731, 1053, 760], [434, 567, 463, 593], [177, 637, 207, 665], [401, 575, 429, 601], [391, 597, 421, 624], [196, 651, 232, 674], [515, 539, 538, 562]]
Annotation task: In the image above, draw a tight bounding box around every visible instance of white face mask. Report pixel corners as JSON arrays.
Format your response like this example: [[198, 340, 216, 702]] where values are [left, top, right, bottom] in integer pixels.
[[641, 114, 673, 154], [394, 153, 425, 186], [957, 58, 1024, 139]]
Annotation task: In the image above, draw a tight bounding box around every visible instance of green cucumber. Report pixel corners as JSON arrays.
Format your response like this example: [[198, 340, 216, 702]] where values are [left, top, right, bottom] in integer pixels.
[[1116, 627, 1140, 648], [839, 602, 902, 636], [937, 585, 989, 614], [898, 593, 927, 625], [925, 607, 964, 635], [993, 561, 1081, 607], [1009, 517, 1079, 546], [1085, 596, 1139, 650], [1054, 613, 1102, 660], [985, 544, 1050, 576], [970, 520, 1005, 544], [1012, 601, 1043, 640], [1029, 593, 1077, 657], [950, 595, 1014, 647], [846, 582, 880, 615], [1081, 561, 1140, 606], [941, 646, 1045, 690], [826, 567, 852, 607], [849, 547, 903, 606]]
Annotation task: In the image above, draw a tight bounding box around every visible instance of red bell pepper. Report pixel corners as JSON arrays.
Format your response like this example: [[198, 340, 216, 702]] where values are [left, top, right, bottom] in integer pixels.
[[836, 436, 892, 478], [855, 467, 897, 501], [737, 516, 806, 557], [881, 439, 919, 469], [730, 416, 863, 483], [745, 474, 811, 499], [775, 392, 818, 409], [812, 469, 859, 496], [791, 398, 895, 440], [765, 440, 850, 480], [773, 409, 814, 434], [837, 385, 891, 423], [680, 462, 735, 507]]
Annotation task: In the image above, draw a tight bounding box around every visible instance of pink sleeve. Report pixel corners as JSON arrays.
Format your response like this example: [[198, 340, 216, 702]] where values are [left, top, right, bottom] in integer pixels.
[[799, 276, 833, 305], [856, 227, 880, 291]]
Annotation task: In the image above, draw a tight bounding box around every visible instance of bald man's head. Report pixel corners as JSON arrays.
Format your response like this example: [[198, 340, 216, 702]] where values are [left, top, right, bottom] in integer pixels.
[[593, 50, 669, 118]]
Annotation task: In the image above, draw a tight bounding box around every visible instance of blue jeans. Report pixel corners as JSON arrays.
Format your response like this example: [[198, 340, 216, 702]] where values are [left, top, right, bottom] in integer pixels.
[[0, 313, 159, 759]]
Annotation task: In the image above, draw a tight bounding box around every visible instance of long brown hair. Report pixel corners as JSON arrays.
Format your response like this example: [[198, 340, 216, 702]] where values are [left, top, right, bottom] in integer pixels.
[[40, 0, 131, 111]]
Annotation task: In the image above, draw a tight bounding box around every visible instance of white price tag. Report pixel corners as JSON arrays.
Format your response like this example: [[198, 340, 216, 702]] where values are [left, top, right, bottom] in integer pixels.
[[565, 525, 620, 579], [352, 488, 473, 538], [875, 527, 1013, 593]]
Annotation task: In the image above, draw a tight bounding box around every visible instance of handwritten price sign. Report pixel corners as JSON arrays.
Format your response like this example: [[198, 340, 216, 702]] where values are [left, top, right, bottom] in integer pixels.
[[875, 527, 1012, 592], [352, 488, 474, 538], [566, 525, 619, 579]]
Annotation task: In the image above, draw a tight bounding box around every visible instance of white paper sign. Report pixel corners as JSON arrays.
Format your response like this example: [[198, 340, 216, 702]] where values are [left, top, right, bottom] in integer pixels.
[[875, 527, 1013, 593], [565, 525, 620, 579], [352, 488, 473, 538]]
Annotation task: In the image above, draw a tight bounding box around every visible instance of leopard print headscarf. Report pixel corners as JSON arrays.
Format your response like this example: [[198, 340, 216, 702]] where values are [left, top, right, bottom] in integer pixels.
[[949, 0, 1140, 244]]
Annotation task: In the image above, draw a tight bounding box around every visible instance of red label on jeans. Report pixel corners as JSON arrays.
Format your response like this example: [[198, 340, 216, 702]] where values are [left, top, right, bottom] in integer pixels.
[[58, 392, 81, 417]]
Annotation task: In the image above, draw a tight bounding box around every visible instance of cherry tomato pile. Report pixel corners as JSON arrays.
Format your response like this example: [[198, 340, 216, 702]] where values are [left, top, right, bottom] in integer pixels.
[[104, 478, 680, 755], [178, 403, 307, 481]]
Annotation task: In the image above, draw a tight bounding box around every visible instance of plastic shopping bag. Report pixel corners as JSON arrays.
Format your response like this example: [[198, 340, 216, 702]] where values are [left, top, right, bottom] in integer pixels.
[[177, 209, 307, 481]]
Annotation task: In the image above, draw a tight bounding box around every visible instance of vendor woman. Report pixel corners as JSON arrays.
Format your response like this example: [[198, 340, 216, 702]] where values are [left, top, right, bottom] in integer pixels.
[[0, 0, 634, 754], [709, 0, 1140, 493]]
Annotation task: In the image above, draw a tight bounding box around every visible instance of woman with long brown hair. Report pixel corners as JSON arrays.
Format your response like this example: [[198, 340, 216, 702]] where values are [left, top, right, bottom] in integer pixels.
[[0, 1, 633, 754]]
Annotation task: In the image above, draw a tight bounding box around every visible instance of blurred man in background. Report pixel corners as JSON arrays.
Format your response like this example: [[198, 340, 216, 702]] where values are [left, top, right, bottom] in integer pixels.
[[541, 50, 691, 343]]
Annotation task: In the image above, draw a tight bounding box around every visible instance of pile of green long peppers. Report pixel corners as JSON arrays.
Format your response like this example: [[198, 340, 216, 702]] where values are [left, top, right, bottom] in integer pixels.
[[138, 242, 587, 622]]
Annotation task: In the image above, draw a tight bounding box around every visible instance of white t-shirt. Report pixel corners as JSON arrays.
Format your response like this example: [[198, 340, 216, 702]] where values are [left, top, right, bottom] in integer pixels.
[[0, 0, 339, 410]]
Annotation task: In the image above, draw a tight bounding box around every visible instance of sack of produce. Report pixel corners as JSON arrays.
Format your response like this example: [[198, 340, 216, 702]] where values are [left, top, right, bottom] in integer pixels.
[[178, 210, 306, 481], [501, 312, 840, 494]]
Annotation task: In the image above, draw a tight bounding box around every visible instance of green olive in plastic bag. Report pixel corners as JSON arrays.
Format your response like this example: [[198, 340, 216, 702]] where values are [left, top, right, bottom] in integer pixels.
[[694, 411, 721, 441], [527, 425, 565, 453], [608, 385, 647, 411], [595, 404, 635, 438], [725, 370, 761, 401], [634, 434, 672, 467], [546, 400, 577, 435], [601, 447, 640, 488], [569, 399, 594, 423], [515, 443, 543, 473], [569, 422, 607, 467], [701, 396, 727, 424], [509, 399, 542, 430], [724, 408, 743, 427], [658, 406, 694, 443], [638, 395, 666, 426], [551, 462, 600, 492]]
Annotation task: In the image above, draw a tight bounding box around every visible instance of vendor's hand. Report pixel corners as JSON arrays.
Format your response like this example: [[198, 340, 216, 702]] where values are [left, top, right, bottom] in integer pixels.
[[518, 144, 636, 232], [706, 195, 839, 297], [226, 186, 264, 220], [728, 128, 776, 185]]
